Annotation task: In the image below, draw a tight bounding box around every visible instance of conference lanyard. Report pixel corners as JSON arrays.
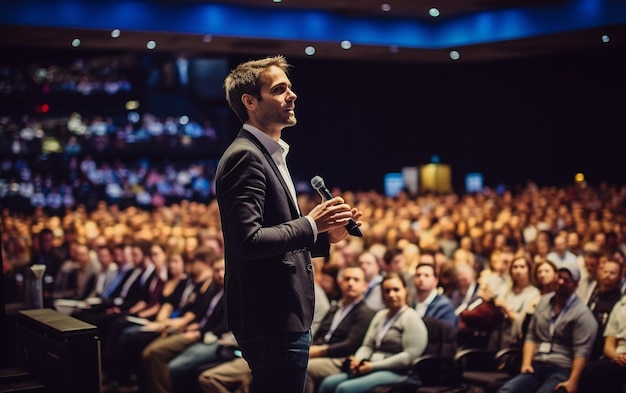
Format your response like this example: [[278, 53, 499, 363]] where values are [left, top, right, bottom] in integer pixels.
[[549, 294, 576, 337], [324, 302, 357, 343], [375, 305, 408, 349]]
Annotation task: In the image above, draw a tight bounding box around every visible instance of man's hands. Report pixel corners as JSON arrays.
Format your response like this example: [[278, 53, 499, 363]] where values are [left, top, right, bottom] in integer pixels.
[[307, 196, 362, 243]]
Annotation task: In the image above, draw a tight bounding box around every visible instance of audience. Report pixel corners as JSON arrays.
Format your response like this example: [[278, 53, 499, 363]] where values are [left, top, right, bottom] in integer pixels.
[[3, 177, 626, 393]]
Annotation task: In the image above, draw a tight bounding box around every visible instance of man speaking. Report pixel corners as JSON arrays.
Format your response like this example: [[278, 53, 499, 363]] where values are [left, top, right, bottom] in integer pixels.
[[216, 55, 362, 393]]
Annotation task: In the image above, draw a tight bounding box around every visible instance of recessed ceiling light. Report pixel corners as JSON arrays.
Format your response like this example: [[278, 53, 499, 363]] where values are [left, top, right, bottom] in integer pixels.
[[450, 50, 460, 60], [71, 38, 81, 47], [381, 3, 391, 12], [111, 29, 121, 38], [147, 40, 157, 50], [304, 46, 316, 56], [429, 8, 440, 17], [341, 40, 352, 50], [602, 34, 610, 43]]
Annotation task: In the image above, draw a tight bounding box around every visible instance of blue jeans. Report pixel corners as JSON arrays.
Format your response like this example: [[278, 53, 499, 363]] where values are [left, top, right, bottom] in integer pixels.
[[169, 341, 221, 393], [317, 370, 409, 393], [497, 361, 571, 393], [235, 331, 311, 393]]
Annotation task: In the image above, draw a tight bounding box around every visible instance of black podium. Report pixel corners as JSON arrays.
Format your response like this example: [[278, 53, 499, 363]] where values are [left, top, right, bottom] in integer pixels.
[[15, 309, 101, 393]]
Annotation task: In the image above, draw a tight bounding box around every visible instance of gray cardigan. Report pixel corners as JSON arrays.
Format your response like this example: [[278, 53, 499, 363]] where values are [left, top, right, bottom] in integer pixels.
[[354, 307, 428, 372]]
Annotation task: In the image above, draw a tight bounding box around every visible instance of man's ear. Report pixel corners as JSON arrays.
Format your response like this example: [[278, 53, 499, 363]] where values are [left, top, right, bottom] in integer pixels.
[[241, 94, 256, 110]]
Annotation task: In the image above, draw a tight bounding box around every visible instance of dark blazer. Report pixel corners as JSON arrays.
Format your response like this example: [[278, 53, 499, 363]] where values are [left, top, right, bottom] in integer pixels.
[[313, 301, 376, 358], [425, 293, 458, 328], [215, 128, 330, 334]]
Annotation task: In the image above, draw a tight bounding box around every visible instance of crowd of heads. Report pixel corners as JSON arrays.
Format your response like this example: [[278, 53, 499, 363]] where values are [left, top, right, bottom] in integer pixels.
[[3, 179, 625, 306]]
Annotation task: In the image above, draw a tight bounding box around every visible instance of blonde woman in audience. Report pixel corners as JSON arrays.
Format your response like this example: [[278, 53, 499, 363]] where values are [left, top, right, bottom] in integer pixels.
[[489, 256, 540, 350]]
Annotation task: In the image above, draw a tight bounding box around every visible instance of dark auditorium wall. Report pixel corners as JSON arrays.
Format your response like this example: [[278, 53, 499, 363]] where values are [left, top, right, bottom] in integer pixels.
[[226, 43, 626, 193]]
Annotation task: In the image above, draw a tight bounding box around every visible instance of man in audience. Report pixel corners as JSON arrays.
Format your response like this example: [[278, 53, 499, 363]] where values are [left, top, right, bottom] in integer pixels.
[[577, 242, 601, 303], [578, 292, 626, 393], [546, 234, 578, 267], [93, 244, 119, 298], [305, 265, 376, 393], [358, 251, 385, 311], [586, 257, 623, 361], [54, 243, 98, 300], [451, 262, 480, 315], [413, 262, 457, 328], [497, 260, 598, 393]]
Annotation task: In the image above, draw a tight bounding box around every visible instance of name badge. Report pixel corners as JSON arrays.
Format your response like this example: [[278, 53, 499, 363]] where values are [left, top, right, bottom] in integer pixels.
[[538, 342, 552, 353]]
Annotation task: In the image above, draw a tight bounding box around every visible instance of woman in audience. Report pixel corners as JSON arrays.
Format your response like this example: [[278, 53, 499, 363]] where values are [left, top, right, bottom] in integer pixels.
[[317, 272, 428, 393], [533, 259, 558, 295], [488, 256, 540, 350]]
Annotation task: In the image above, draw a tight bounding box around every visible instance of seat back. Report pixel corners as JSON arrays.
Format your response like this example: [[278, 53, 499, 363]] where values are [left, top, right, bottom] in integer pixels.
[[422, 317, 458, 358]]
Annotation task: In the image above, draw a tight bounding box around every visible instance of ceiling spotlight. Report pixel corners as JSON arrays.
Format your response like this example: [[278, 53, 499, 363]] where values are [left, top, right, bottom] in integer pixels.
[[381, 3, 391, 12], [146, 40, 157, 50], [273, 0, 282, 3], [450, 50, 460, 60], [602, 34, 610, 43], [341, 40, 352, 50], [111, 29, 121, 38], [429, 8, 440, 17], [71, 38, 81, 48], [203, 35, 213, 43], [304, 46, 316, 56]]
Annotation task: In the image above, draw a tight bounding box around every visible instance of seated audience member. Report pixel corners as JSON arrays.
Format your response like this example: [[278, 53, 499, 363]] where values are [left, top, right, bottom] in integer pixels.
[[577, 242, 601, 303], [488, 256, 540, 350], [450, 262, 480, 315], [533, 259, 557, 296], [497, 261, 598, 393], [197, 357, 250, 393], [586, 257, 623, 361], [98, 243, 135, 302], [358, 251, 385, 311], [54, 243, 99, 300], [451, 262, 486, 348], [29, 227, 63, 285], [412, 263, 457, 328], [142, 257, 226, 393], [578, 293, 626, 393], [306, 265, 377, 393], [317, 272, 428, 393], [478, 249, 512, 301], [546, 234, 578, 267], [93, 245, 119, 298]]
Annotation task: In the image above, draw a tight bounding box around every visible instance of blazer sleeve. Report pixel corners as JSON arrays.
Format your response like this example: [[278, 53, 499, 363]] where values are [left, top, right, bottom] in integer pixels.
[[217, 144, 323, 261]]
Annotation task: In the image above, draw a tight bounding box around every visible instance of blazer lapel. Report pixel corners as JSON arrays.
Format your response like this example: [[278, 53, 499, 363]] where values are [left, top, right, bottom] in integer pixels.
[[237, 129, 300, 217]]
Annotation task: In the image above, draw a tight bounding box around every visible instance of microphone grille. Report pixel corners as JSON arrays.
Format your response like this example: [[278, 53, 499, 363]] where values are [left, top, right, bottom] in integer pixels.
[[310, 175, 324, 190]]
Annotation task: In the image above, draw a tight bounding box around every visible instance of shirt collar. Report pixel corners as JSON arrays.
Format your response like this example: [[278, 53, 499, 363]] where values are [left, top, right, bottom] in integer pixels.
[[243, 123, 289, 161], [420, 288, 439, 306]]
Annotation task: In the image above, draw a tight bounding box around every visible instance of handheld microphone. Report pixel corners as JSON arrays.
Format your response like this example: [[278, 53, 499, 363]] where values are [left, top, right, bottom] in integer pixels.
[[310, 176, 362, 237]]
